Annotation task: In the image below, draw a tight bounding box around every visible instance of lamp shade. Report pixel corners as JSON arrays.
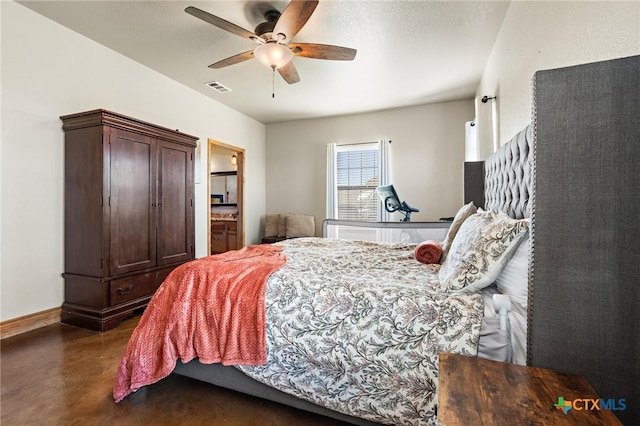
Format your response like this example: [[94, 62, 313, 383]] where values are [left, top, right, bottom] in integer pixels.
[[254, 43, 293, 69]]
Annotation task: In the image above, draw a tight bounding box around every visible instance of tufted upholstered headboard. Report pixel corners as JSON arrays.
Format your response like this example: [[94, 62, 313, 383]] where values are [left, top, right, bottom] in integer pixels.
[[475, 125, 534, 367], [483, 125, 534, 219]]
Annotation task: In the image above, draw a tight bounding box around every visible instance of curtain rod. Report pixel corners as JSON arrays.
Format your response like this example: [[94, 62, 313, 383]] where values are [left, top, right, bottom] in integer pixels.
[[337, 140, 392, 147]]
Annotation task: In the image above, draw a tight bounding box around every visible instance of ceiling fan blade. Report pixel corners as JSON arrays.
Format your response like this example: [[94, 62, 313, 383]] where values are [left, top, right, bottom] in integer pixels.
[[208, 50, 254, 69], [277, 61, 300, 84], [273, 0, 319, 44], [185, 6, 264, 44], [289, 43, 357, 61]]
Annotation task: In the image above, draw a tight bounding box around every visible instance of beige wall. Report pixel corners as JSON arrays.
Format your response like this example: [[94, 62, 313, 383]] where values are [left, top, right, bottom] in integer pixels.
[[475, 1, 640, 153], [6, 0, 637, 322], [265, 101, 475, 236], [0, 2, 266, 321]]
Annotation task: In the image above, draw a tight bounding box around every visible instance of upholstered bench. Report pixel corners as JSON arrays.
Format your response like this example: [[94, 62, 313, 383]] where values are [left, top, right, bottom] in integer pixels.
[[261, 236, 288, 244], [262, 213, 315, 244]]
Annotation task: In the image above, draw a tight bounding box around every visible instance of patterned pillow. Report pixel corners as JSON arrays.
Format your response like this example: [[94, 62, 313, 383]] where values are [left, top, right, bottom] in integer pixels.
[[439, 210, 529, 293], [440, 202, 477, 263]]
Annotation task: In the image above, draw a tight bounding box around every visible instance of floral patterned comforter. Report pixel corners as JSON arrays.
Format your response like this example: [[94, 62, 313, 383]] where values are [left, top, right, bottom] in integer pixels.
[[236, 238, 484, 425]]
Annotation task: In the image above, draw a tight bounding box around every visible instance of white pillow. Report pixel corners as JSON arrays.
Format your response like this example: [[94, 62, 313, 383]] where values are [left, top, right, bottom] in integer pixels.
[[494, 233, 529, 306], [439, 210, 529, 293]]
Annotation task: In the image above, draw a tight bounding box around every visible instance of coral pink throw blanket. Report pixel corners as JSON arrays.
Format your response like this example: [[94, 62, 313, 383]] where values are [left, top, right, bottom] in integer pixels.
[[113, 244, 286, 402]]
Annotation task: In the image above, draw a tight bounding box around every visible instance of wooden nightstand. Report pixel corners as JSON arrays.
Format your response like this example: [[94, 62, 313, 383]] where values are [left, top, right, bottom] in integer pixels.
[[438, 353, 622, 425]]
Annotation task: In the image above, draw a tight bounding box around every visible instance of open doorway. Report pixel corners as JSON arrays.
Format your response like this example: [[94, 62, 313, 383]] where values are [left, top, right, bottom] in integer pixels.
[[208, 139, 245, 255]]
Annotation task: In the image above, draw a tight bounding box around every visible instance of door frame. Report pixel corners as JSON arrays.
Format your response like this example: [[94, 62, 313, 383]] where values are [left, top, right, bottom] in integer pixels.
[[207, 139, 245, 254]]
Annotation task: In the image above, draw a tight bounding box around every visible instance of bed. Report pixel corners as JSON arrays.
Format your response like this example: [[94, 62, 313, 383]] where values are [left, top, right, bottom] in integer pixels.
[[113, 125, 533, 426]]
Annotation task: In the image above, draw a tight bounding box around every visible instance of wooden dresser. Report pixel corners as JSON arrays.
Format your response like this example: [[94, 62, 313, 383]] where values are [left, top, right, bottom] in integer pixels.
[[438, 353, 622, 425], [61, 109, 197, 331]]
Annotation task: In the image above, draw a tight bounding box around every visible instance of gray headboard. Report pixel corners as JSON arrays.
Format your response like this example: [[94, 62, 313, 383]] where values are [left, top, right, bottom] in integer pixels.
[[529, 55, 639, 424], [483, 125, 533, 219]]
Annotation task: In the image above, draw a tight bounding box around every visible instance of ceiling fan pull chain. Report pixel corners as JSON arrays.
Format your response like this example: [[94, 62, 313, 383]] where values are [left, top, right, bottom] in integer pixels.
[[272, 66, 276, 98]]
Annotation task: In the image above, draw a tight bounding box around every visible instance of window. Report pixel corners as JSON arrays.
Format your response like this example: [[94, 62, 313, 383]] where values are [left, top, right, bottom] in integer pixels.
[[327, 140, 390, 222], [336, 144, 379, 221]]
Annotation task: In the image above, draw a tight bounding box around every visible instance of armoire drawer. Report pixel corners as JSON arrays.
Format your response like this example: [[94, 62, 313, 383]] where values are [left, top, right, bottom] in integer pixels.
[[109, 267, 173, 306]]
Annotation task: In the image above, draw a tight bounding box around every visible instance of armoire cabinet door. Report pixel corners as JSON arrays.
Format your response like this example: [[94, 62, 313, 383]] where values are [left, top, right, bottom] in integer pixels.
[[109, 128, 157, 275], [157, 140, 194, 265]]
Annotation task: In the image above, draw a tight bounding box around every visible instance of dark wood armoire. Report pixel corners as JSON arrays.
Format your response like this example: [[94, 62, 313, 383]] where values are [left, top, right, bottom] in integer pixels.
[[61, 109, 197, 331]]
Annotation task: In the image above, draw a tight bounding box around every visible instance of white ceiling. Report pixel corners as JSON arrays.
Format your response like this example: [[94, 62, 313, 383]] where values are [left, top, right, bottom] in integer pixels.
[[18, 0, 510, 124]]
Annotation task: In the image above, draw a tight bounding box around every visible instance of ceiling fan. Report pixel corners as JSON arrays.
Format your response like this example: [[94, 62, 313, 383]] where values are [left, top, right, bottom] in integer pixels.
[[185, 0, 357, 84]]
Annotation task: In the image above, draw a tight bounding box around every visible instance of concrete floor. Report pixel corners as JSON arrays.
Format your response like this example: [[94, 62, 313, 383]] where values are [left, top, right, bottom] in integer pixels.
[[1, 315, 350, 426]]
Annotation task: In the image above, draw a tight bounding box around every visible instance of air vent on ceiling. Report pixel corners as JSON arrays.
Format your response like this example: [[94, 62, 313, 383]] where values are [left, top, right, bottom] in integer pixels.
[[205, 81, 232, 93]]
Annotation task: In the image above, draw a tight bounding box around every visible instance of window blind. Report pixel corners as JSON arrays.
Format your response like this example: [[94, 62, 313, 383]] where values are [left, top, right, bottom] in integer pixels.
[[336, 145, 379, 221]]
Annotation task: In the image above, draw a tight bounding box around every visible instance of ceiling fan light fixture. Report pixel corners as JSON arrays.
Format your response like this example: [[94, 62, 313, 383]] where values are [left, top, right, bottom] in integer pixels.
[[185, 2, 356, 85], [253, 43, 293, 69]]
